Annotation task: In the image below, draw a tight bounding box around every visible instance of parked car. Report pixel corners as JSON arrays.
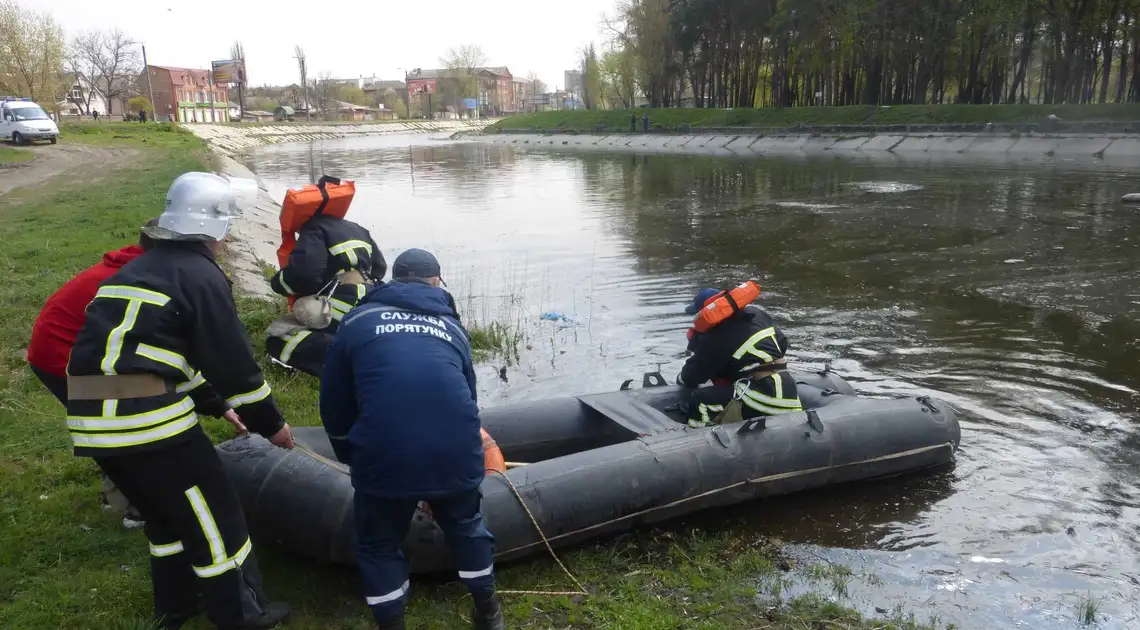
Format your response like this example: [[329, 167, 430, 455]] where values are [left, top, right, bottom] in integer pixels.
[[1, 97, 59, 145]]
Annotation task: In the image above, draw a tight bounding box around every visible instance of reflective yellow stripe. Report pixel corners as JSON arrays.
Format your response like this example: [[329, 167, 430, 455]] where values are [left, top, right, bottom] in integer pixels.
[[225, 382, 271, 408], [150, 541, 184, 557], [732, 326, 777, 363], [329, 298, 354, 321], [100, 300, 142, 374], [68, 396, 196, 431], [328, 240, 372, 266], [95, 285, 172, 307], [698, 403, 723, 424], [185, 485, 227, 564], [176, 372, 206, 393], [280, 331, 311, 364], [277, 273, 296, 295], [102, 399, 118, 417], [192, 538, 253, 578], [136, 343, 194, 380], [69, 412, 198, 448]]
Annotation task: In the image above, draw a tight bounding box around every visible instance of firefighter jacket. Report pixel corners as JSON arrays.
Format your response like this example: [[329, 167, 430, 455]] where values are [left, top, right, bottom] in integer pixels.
[[65, 241, 286, 457], [270, 215, 385, 301], [679, 304, 792, 388]]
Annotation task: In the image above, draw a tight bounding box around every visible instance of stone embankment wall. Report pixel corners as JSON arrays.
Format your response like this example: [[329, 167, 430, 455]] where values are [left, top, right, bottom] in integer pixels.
[[187, 119, 492, 156], [470, 131, 1140, 160]]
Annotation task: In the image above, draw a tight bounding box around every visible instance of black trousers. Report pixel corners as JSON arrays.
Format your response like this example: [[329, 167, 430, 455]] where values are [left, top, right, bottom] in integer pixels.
[[94, 430, 274, 626], [29, 363, 67, 404], [265, 329, 332, 378]]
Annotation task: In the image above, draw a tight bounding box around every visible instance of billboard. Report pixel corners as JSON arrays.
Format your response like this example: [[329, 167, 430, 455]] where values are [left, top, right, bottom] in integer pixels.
[[462, 98, 478, 109], [407, 78, 436, 94], [211, 59, 246, 85]]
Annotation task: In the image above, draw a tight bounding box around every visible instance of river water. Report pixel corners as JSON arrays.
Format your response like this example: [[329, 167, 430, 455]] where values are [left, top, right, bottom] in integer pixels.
[[243, 133, 1140, 629]]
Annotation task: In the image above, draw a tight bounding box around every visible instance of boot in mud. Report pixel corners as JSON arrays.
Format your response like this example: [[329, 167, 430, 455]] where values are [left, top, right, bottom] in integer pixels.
[[471, 593, 504, 630], [375, 613, 407, 630]]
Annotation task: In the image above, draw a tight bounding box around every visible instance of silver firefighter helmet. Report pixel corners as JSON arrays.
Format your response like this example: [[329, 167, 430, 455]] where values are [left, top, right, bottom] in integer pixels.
[[146, 172, 259, 242]]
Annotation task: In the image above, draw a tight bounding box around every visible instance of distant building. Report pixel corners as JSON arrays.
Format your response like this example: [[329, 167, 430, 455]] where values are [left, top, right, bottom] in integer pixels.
[[139, 66, 229, 123], [407, 66, 513, 117], [56, 73, 132, 118]]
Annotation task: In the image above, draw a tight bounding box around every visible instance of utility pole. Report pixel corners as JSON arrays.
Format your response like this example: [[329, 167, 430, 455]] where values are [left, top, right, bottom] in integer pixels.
[[207, 63, 217, 123], [141, 44, 156, 122]]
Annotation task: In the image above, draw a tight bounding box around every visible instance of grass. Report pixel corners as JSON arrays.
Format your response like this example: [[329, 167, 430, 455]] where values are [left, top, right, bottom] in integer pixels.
[[0, 145, 34, 165], [0, 122, 943, 630], [485, 103, 1140, 133]]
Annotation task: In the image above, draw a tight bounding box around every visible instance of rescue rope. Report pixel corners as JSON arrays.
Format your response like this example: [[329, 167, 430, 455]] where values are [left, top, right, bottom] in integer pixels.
[[290, 441, 588, 598], [488, 469, 589, 598]]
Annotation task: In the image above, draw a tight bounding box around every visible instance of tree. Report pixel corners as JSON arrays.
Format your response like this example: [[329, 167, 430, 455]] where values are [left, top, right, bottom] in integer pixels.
[[294, 45, 309, 117], [599, 47, 635, 108], [440, 44, 487, 108], [339, 85, 371, 106], [127, 95, 152, 117], [581, 43, 602, 109], [0, 0, 66, 102], [65, 32, 101, 114], [526, 70, 546, 111], [310, 71, 337, 118]]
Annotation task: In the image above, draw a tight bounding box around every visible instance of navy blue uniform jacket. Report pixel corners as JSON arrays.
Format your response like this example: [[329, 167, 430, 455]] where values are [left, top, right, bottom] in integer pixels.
[[318, 279, 483, 499]]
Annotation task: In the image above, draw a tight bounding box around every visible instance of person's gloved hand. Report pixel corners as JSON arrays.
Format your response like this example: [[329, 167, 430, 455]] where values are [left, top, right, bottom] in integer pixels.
[[676, 372, 687, 387]]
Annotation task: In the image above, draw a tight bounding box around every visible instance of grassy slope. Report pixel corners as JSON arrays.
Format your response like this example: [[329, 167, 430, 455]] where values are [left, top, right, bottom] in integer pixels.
[[0, 145, 35, 164], [0, 122, 942, 630], [486, 103, 1140, 132]]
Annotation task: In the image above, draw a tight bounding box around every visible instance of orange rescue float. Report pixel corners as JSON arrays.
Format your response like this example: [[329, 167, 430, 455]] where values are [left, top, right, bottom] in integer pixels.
[[276, 175, 357, 307], [686, 280, 762, 341]]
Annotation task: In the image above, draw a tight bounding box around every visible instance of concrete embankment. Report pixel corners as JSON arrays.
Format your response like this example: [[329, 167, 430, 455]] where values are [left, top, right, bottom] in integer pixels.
[[470, 131, 1140, 161], [188, 119, 491, 156]]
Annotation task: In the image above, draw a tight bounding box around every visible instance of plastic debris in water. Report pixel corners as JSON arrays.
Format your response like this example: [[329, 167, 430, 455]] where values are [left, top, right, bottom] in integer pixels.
[[540, 311, 575, 323]]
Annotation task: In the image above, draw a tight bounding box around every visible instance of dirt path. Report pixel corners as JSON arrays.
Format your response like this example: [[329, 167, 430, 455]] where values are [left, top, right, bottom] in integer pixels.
[[0, 143, 136, 195]]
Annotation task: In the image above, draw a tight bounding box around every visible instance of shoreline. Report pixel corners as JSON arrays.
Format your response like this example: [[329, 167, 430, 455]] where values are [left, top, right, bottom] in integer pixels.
[[188, 119, 492, 157], [467, 130, 1140, 160]]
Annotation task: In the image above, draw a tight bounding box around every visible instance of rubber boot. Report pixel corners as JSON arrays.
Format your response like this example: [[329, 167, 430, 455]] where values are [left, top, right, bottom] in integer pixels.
[[471, 593, 504, 630]]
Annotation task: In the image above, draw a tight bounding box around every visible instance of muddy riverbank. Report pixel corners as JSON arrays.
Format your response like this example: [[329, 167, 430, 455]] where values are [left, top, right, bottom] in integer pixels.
[[468, 130, 1140, 161]]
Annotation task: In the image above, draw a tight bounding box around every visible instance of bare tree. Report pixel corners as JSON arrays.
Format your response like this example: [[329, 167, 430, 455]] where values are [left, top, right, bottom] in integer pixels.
[[65, 32, 102, 114], [526, 70, 546, 111], [87, 28, 140, 114], [294, 45, 309, 118], [439, 44, 487, 109], [309, 71, 337, 119], [0, 0, 66, 102]]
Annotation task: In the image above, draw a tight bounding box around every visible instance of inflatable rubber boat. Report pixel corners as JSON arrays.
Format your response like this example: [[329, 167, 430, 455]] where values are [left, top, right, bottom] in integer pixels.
[[216, 369, 960, 572]]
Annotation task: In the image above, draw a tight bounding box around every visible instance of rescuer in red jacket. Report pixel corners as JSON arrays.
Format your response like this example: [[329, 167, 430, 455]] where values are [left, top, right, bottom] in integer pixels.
[[26, 223, 158, 526]]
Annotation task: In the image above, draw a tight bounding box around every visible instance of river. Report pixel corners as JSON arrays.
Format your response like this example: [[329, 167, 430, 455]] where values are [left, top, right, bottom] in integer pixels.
[[242, 132, 1140, 629]]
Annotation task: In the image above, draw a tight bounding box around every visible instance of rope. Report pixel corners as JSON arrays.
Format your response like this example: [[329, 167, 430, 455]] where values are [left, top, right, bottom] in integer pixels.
[[489, 469, 588, 598], [290, 440, 587, 598]]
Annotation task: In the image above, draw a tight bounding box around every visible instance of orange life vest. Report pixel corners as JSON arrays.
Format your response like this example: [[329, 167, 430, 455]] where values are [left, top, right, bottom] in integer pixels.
[[685, 281, 762, 341], [276, 175, 356, 308]]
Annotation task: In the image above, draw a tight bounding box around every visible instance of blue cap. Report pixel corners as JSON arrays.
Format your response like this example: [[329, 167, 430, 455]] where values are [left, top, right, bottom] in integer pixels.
[[392, 248, 444, 284], [685, 288, 721, 315]]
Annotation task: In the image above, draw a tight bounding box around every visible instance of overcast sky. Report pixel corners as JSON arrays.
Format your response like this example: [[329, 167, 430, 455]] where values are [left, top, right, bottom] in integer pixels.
[[35, 0, 619, 90]]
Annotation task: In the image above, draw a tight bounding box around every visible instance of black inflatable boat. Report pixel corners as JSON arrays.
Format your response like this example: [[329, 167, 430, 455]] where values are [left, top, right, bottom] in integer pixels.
[[216, 370, 960, 572]]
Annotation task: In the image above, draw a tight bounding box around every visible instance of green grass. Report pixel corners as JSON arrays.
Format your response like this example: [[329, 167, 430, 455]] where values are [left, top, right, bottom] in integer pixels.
[[486, 103, 1140, 133], [0, 121, 943, 630], [0, 145, 34, 164]]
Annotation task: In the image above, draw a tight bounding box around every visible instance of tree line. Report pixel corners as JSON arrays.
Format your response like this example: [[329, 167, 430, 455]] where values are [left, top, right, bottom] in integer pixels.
[[581, 0, 1140, 108]]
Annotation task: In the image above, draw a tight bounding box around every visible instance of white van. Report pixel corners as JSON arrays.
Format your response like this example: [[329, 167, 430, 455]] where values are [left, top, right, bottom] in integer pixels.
[[0, 97, 59, 145]]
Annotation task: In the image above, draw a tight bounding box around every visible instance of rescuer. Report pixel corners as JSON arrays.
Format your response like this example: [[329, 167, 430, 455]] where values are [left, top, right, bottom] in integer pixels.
[[676, 283, 802, 428], [319, 249, 504, 630], [27, 219, 247, 529], [65, 172, 295, 630], [266, 176, 386, 376]]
